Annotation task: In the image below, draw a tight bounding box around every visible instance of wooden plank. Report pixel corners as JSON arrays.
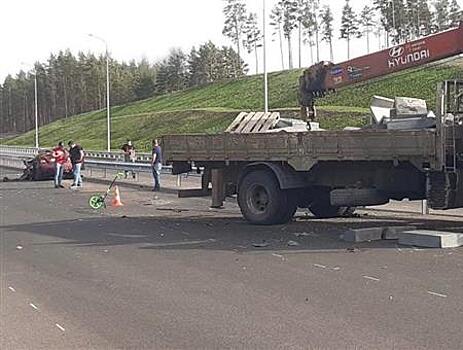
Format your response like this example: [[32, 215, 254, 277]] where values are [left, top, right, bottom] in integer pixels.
[[241, 112, 265, 133], [260, 112, 280, 132], [252, 112, 272, 133], [225, 112, 248, 133], [234, 112, 256, 133]]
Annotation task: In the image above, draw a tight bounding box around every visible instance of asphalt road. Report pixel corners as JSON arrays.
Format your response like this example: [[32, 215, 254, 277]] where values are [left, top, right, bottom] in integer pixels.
[[1, 167, 463, 349]]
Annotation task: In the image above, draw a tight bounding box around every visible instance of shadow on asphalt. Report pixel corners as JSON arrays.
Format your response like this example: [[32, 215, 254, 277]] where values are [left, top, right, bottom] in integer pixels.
[[3, 213, 463, 253]]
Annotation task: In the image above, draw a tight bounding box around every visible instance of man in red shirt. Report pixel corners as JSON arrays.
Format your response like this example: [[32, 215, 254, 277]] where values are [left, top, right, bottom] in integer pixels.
[[52, 141, 68, 188]]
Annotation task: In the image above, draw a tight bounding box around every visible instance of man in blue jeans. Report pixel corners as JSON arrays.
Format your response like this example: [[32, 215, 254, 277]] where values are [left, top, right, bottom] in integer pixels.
[[68, 141, 85, 188], [151, 139, 162, 192]]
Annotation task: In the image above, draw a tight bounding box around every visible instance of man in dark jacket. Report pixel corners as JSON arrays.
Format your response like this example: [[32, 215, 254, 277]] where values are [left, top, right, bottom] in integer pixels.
[[68, 140, 85, 188]]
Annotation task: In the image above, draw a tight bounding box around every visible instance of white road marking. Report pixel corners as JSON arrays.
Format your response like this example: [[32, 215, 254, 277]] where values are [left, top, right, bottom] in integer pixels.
[[363, 275, 380, 282], [55, 323, 66, 332], [314, 264, 326, 269], [29, 303, 39, 311], [8, 286, 16, 292], [427, 291, 447, 298], [332, 266, 341, 271]]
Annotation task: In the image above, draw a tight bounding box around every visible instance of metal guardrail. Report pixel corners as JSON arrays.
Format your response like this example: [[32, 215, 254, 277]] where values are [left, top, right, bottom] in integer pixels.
[[0, 144, 198, 177]]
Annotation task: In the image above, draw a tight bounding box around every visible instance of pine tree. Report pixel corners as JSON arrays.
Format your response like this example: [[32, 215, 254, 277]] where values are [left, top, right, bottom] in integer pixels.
[[296, 0, 309, 68], [449, 0, 462, 27], [340, 0, 359, 59], [270, 3, 286, 69], [243, 13, 262, 75], [320, 5, 334, 61], [433, 0, 451, 30], [222, 0, 247, 71], [280, 0, 299, 69], [359, 6, 376, 53], [309, 0, 321, 63]]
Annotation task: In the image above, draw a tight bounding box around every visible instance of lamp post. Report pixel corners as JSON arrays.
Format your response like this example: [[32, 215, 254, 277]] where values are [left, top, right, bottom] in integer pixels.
[[262, 0, 268, 113], [21, 62, 39, 149], [89, 34, 111, 152]]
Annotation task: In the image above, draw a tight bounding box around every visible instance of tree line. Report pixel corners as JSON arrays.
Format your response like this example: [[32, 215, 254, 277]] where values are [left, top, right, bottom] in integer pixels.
[[223, 0, 462, 69], [0, 43, 246, 134], [1, 0, 461, 134]]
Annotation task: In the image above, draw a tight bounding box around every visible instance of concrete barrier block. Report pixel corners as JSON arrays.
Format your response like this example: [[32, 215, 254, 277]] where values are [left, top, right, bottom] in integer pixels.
[[383, 226, 417, 240], [342, 227, 384, 243], [399, 230, 463, 248]]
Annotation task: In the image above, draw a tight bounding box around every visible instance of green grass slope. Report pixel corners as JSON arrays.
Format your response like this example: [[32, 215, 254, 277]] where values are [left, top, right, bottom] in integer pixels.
[[5, 59, 462, 151]]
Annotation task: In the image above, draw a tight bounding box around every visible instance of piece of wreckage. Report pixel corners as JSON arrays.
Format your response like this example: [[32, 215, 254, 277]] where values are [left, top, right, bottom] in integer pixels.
[[3, 150, 74, 182]]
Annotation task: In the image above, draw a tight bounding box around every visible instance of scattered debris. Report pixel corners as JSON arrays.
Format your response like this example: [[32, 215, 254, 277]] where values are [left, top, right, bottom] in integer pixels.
[[292, 232, 315, 238], [252, 242, 269, 248], [346, 247, 360, 253], [156, 208, 190, 213], [16, 245, 23, 250], [287, 240, 301, 247]]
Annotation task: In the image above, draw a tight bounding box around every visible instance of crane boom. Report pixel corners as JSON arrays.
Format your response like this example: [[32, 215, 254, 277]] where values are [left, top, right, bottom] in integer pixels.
[[299, 23, 463, 122]]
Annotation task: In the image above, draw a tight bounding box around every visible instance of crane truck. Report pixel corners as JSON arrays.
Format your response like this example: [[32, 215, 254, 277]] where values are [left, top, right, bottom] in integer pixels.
[[162, 24, 463, 225]]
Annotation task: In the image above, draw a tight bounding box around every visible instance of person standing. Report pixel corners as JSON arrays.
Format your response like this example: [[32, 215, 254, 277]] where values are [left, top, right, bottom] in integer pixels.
[[68, 140, 85, 188], [121, 140, 136, 179], [52, 141, 68, 188], [151, 139, 162, 192]]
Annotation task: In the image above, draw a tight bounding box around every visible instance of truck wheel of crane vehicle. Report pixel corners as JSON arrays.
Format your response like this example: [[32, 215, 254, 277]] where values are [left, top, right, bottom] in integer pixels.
[[238, 169, 297, 225]]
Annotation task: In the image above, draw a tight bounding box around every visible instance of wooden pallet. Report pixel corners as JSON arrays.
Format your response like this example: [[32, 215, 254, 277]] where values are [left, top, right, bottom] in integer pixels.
[[225, 112, 280, 134]]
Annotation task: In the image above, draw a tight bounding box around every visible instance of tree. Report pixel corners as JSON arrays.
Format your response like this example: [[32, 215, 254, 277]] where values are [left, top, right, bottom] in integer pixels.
[[296, 0, 309, 68], [340, 0, 359, 59], [300, 3, 316, 65], [320, 5, 334, 61], [243, 12, 262, 75], [433, 0, 451, 30], [449, 0, 462, 27], [309, 0, 321, 63], [222, 0, 247, 71], [280, 0, 299, 69], [270, 3, 286, 69], [359, 6, 376, 53]]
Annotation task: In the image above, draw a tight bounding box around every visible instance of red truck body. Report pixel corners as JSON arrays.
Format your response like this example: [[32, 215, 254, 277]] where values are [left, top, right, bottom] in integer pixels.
[[325, 23, 463, 89]]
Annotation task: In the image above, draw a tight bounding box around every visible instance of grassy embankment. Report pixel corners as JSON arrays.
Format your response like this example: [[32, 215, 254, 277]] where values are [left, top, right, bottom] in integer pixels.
[[5, 61, 462, 151]]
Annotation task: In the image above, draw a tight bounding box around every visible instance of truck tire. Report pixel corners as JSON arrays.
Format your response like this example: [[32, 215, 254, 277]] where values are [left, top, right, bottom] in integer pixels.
[[238, 170, 296, 225]]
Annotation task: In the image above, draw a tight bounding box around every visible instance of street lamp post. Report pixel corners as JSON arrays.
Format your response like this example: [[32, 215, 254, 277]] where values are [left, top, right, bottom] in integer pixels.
[[262, 0, 268, 113], [89, 34, 111, 152], [34, 71, 38, 149]]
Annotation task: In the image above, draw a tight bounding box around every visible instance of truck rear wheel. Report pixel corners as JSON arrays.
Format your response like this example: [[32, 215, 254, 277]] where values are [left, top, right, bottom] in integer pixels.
[[238, 170, 296, 225]]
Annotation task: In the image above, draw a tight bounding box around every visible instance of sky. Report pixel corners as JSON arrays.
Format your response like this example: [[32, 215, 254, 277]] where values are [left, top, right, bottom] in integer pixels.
[[1, 0, 462, 82]]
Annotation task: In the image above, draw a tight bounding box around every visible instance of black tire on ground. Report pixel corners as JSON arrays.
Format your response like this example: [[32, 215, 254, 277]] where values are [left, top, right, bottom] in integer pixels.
[[278, 191, 298, 224], [238, 170, 294, 225]]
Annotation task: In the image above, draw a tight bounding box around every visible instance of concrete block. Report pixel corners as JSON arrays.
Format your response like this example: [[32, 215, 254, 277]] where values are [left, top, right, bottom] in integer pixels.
[[342, 227, 384, 243], [383, 226, 417, 240], [399, 230, 463, 248]]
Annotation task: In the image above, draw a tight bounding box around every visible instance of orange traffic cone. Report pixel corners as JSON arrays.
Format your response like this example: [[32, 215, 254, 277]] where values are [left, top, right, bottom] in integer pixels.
[[111, 186, 124, 207]]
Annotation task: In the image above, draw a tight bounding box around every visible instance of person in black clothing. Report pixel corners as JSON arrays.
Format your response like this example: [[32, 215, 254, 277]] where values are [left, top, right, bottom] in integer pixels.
[[68, 140, 85, 188], [151, 139, 162, 191]]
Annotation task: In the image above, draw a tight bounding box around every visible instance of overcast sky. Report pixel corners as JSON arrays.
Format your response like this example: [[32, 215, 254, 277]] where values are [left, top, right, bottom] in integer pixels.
[[1, 0, 462, 82]]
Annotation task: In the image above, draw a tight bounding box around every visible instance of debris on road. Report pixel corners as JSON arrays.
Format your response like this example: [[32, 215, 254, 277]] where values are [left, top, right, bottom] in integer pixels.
[[156, 208, 190, 213], [15, 245, 23, 250], [252, 241, 270, 248], [399, 230, 463, 248], [287, 240, 301, 247]]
